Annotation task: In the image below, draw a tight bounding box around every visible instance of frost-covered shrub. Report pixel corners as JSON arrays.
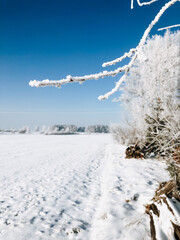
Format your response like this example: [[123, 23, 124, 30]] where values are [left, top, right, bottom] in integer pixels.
[[111, 123, 147, 147], [119, 31, 180, 156]]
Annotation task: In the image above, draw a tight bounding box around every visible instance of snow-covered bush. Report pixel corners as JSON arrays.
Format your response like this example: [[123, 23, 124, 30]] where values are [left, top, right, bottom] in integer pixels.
[[110, 124, 142, 146]]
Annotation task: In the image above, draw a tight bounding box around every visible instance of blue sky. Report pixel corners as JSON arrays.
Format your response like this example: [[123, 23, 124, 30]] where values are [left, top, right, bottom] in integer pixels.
[[0, 0, 179, 129]]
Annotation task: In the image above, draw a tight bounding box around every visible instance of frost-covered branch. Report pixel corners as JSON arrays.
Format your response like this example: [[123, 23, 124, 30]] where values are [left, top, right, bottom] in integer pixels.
[[29, 0, 179, 100], [131, 0, 158, 9], [158, 24, 180, 31], [102, 48, 136, 67], [29, 65, 128, 88], [99, 0, 179, 100]]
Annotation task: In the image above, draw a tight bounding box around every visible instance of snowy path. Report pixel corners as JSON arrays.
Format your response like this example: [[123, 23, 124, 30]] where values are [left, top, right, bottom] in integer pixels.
[[0, 134, 169, 240]]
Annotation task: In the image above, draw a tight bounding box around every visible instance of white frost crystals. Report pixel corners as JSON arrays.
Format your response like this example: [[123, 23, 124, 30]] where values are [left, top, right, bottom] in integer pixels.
[[131, 0, 158, 9], [119, 30, 180, 154], [29, 0, 180, 100]]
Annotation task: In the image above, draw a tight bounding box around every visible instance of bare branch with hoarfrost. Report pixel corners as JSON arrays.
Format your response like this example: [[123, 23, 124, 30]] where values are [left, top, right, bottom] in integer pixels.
[[29, 65, 128, 88], [158, 24, 180, 31], [131, 0, 158, 9], [102, 48, 136, 67], [29, 0, 180, 100]]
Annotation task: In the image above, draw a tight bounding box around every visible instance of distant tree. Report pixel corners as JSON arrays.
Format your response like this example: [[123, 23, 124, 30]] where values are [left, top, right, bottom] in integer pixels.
[[51, 125, 77, 133], [86, 125, 109, 133], [41, 125, 47, 134], [35, 126, 39, 132], [19, 126, 30, 134], [77, 127, 85, 132]]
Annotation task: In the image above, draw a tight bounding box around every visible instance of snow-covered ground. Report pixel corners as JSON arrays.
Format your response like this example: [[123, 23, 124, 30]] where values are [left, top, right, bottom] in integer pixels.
[[0, 134, 169, 240]]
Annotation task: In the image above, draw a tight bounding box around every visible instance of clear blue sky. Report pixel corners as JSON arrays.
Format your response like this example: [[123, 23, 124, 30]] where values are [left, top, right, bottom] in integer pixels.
[[0, 0, 179, 129]]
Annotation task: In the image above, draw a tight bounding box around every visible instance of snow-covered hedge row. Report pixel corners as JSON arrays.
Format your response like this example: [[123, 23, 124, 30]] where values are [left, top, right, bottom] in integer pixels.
[[0, 125, 110, 135]]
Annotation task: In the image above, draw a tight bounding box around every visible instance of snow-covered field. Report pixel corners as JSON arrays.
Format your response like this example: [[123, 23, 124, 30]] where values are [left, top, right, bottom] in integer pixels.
[[0, 134, 169, 240]]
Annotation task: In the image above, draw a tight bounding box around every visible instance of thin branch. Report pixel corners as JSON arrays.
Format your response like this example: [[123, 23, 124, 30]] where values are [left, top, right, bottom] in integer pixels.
[[131, 0, 158, 9], [98, 70, 130, 100], [102, 48, 136, 67], [29, 65, 128, 88], [158, 24, 180, 31], [137, 0, 158, 6]]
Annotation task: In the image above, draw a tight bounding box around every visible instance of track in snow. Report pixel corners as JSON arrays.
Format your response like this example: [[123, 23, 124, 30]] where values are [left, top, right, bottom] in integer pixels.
[[0, 134, 169, 240]]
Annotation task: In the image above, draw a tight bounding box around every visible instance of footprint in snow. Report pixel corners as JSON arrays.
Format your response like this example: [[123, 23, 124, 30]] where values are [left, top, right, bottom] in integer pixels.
[[131, 193, 140, 201], [66, 227, 81, 235], [99, 213, 108, 220]]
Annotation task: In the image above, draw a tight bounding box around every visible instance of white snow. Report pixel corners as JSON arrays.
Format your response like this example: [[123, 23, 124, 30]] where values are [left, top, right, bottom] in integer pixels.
[[152, 196, 180, 240], [0, 134, 169, 240]]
